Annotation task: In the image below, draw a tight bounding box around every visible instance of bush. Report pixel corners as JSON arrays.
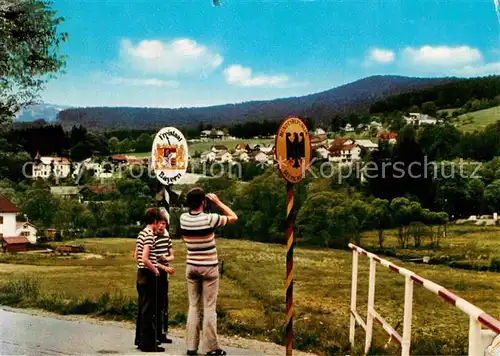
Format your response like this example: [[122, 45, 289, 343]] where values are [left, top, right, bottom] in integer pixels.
[[490, 257, 500, 272]]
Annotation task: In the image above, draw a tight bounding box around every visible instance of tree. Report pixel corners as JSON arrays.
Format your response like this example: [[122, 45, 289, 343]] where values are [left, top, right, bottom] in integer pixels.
[[108, 137, 120, 153], [484, 180, 500, 213], [118, 138, 134, 153], [421, 101, 437, 117], [70, 125, 87, 147], [70, 141, 92, 162], [417, 124, 461, 161], [135, 133, 153, 153], [20, 188, 60, 228], [367, 199, 392, 248], [0, 0, 67, 121]]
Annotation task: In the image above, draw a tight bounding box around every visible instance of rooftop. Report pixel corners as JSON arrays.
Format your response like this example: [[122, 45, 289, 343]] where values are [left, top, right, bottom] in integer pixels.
[[0, 195, 18, 213]]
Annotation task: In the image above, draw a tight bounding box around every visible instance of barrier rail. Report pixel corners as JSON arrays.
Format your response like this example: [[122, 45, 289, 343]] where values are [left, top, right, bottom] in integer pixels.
[[348, 243, 500, 356]]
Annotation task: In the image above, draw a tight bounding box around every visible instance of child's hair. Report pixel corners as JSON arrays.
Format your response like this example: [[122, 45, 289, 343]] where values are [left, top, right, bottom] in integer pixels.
[[186, 188, 206, 210], [144, 207, 165, 224]]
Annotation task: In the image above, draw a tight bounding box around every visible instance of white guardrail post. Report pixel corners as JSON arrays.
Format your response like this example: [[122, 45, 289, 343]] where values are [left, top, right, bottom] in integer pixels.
[[348, 243, 500, 356], [402, 275, 413, 356], [349, 249, 358, 346], [469, 316, 482, 356], [364, 257, 376, 354]]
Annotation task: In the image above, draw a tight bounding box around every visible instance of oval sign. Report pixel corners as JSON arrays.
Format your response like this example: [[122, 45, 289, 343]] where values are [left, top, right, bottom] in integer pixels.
[[275, 117, 311, 184], [151, 127, 189, 185]]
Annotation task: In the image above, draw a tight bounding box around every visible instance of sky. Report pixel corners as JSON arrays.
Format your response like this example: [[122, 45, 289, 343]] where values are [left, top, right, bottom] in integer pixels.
[[40, 0, 500, 109]]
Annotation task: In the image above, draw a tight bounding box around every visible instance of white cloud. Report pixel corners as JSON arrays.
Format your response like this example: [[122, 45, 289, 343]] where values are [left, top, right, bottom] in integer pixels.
[[368, 48, 395, 64], [449, 62, 500, 76], [120, 38, 223, 76], [106, 76, 180, 88], [224, 65, 290, 87], [402, 45, 482, 68]]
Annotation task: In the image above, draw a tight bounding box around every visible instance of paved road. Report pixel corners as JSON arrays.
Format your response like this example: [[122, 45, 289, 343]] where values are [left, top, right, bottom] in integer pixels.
[[0, 308, 264, 356]]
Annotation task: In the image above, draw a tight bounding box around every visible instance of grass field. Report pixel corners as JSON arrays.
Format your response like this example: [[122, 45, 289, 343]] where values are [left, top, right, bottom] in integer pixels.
[[126, 138, 275, 157], [456, 105, 500, 132], [362, 225, 500, 270], [1, 229, 499, 355]]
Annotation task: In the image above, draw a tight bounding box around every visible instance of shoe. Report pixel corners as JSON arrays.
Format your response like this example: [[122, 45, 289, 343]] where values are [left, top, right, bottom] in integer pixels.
[[159, 334, 173, 344], [141, 346, 165, 352], [187, 350, 198, 355], [206, 350, 227, 356]]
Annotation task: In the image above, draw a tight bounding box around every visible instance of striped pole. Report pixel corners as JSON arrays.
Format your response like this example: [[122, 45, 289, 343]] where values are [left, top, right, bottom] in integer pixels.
[[286, 182, 294, 356], [156, 182, 171, 335]]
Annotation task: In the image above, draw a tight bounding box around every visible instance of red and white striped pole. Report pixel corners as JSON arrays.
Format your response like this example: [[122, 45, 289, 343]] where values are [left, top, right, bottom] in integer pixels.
[[286, 182, 294, 356]]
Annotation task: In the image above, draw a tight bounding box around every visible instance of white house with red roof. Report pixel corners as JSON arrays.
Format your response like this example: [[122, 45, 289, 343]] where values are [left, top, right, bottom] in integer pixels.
[[0, 196, 38, 251], [328, 143, 361, 165], [0, 195, 18, 238], [32, 151, 71, 179]]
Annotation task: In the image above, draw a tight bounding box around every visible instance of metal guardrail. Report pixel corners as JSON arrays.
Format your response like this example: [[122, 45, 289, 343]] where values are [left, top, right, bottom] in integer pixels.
[[348, 243, 500, 356]]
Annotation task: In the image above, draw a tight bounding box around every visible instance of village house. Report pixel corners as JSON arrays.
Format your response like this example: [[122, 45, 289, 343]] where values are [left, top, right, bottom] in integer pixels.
[[234, 144, 247, 154], [328, 144, 361, 165], [0, 196, 36, 252], [79, 185, 115, 203], [200, 130, 212, 138], [0, 195, 18, 238], [233, 151, 250, 162], [215, 130, 225, 139], [110, 154, 128, 166], [355, 139, 379, 151], [342, 123, 355, 132], [251, 151, 274, 165], [259, 145, 274, 154], [50, 186, 81, 201], [313, 145, 330, 160], [246, 143, 261, 152], [200, 151, 216, 163], [377, 132, 398, 144], [126, 155, 149, 167], [370, 121, 383, 131], [211, 145, 228, 153], [32, 152, 71, 179], [404, 113, 438, 125], [311, 135, 327, 147], [313, 128, 326, 137], [329, 138, 355, 147], [15, 222, 38, 244], [215, 151, 233, 163]]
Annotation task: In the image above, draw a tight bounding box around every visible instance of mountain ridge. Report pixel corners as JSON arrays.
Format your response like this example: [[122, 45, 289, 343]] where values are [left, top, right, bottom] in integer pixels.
[[28, 75, 460, 130]]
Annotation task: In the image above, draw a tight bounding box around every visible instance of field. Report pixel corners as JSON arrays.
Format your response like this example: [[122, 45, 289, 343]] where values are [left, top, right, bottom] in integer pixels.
[[0, 227, 499, 355], [456, 105, 500, 132], [362, 224, 500, 270], [127, 138, 275, 157]]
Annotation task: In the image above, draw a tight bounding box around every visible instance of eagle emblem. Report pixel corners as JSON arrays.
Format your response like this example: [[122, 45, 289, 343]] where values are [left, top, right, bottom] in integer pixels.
[[286, 132, 306, 168]]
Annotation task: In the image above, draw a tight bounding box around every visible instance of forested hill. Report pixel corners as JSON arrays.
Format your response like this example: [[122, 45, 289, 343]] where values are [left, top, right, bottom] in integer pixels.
[[370, 75, 500, 113], [56, 75, 455, 131]]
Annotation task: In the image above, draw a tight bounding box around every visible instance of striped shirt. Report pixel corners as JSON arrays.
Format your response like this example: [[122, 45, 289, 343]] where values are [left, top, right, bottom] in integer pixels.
[[180, 212, 228, 267], [155, 231, 172, 262], [136, 227, 157, 269]]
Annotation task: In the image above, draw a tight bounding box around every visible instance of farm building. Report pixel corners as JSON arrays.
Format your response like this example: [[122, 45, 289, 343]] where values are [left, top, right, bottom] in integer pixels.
[[1, 236, 30, 253]]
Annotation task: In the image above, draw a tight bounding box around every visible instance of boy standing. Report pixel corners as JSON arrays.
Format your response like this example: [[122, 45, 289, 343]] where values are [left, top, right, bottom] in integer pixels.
[[155, 216, 175, 345], [134, 208, 165, 353], [180, 188, 238, 356]]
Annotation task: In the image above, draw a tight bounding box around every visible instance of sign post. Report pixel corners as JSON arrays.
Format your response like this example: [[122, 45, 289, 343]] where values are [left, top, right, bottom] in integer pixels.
[[151, 126, 189, 335], [274, 117, 311, 356]]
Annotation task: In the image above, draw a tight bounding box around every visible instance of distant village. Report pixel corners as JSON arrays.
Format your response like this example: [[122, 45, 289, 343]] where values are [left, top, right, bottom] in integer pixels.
[[1, 113, 441, 252]]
